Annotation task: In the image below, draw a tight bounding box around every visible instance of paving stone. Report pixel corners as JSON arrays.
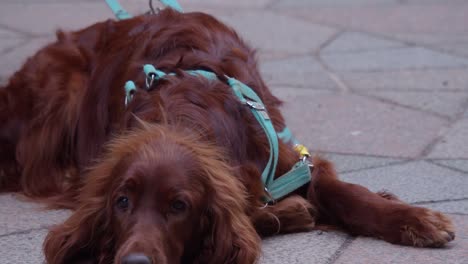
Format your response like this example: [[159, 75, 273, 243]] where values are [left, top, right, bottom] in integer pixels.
[[284, 4, 468, 36], [218, 11, 337, 54], [423, 200, 468, 215], [273, 0, 397, 8], [0, 27, 23, 38], [0, 2, 147, 35], [0, 194, 70, 235], [334, 215, 468, 264], [366, 91, 468, 118], [340, 161, 468, 204], [323, 32, 406, 54], [431, 159, 468, 174], [436, 43, 468, 58], [0, 37, 25, 54], [322, 47, 468, 72], [261, 56, 338, 90], [272, 88, 448, 157], [0, 229, 47, 264], [429, 119, 468, 159], [0, 36, 54, 79], [339, 68, 468, 92], [260, 231, 349, 264], [323, 153, 405, 173], [390, 33, 468, 47], [182, 0, 272, 9]]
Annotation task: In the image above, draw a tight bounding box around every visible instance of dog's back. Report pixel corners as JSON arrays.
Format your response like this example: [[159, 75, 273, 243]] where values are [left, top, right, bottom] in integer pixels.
[[0, 9, 281, 203]]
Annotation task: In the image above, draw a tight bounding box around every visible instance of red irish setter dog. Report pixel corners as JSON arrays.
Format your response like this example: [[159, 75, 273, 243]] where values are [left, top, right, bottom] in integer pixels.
[[0, 9, 455, 264]]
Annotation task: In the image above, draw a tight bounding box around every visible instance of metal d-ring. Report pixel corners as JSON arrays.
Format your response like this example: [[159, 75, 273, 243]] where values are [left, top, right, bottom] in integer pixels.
[[145, 73, 156, 89]]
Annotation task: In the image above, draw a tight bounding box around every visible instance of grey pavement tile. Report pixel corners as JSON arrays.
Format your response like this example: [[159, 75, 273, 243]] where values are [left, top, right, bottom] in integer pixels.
[[423, 200, 468, 215], [431, 159, 468, 174], [334, 215, 468, 264], [0, 2, 150, 35], [0, 194, 70, 235], [0, 27, 23, 38], [0, 229, 47, 264], [365, 91, 468, 118], [429, 119, 468, 159], [340, 161, 468, 204], [260, 231, 349, 264], [322, 47, 468, 72], [323, 32, 406, 54], [282, 4, 468, 36], [436, 43, 468, 58], [272, 88, 448, 158], [340, 68, 468, 92], [389, 32, 468, 49], [261, 56, 338, 90], [218, 11, 338, 54], [181, 0, 272, 9], [0, 36, 54, 79], [0, 37, 25, 54], [323, 153, 405, 173], [273, 0, 398, 8]]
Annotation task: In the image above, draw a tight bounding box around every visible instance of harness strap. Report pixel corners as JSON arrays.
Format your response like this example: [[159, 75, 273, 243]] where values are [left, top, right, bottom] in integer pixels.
[[105, 0, 312, 202], [106, 0, 183, 20], [105, 0, 132, 20], [226, 78, 279, 188]]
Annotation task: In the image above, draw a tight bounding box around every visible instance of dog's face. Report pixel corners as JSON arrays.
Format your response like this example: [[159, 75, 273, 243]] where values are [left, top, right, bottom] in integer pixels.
[[111, 138, 208, 263], [44, 126, 260, 264]]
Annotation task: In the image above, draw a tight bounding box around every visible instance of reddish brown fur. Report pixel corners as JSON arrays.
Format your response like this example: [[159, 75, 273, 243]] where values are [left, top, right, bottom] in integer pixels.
[[0, 9, 455, 264]]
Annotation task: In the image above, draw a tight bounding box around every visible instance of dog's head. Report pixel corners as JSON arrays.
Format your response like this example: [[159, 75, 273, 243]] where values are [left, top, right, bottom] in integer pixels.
[[44, 124, 260, 264]]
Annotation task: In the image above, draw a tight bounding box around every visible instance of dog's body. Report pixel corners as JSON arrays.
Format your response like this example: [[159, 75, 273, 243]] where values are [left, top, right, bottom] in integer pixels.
[[0, 9, 455, 264]]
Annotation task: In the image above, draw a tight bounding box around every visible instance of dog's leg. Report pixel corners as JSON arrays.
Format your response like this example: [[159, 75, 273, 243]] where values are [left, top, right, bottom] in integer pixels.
[[308, 157, 455, 247], [251, 195, 316, 237]]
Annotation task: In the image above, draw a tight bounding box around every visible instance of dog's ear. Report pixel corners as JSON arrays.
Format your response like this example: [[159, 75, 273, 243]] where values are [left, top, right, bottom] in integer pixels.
[[195, 157, 261, 264], [43, 161, 117, 264]]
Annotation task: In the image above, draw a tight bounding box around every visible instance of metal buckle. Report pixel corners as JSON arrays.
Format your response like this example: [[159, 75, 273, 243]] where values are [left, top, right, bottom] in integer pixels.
[[245, 100, 265, 110], [260, 187, 276, 209]]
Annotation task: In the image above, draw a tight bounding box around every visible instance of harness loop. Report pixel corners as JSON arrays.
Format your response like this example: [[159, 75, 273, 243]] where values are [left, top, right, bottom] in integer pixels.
[[106, 0, 183, 21], [124, 81, 137, 106]]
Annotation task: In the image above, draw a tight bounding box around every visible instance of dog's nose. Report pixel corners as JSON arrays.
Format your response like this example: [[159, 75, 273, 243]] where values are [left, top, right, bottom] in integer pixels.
[[122, 253, 152, 264]]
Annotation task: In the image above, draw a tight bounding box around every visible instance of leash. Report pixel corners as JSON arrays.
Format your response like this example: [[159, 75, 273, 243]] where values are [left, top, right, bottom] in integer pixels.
[[105, 0, 182, 18], [105, 0, 313, 203]]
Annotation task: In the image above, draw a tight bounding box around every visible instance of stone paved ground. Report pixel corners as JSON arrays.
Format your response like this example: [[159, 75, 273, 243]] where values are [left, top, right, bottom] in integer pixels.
[[1, 0, 468, 263]]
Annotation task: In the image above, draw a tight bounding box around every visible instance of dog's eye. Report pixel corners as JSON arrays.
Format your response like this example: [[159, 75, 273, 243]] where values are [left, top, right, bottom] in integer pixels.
[[170, 200, 187, 213], [116, 196, 130, 210]]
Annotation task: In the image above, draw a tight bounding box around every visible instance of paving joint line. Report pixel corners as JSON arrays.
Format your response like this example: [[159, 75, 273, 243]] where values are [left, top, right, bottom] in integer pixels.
[[325, 236, 355, 264], [331, 65, 468, 74], [411, 197, 468, 205], [264, 0, 281, 10], [317, 150, 414, 160], [419, 96, 468, 158], [270, 84, 338, 91], [273, 10, 468, 61], [339, 160, 413, 175], [355, 88, 468, 93], [0, 226, 49, 238], [427, 160, 468, 175], [315, 55, 350, 93], [0, 38, 31, 55], [353, 91, 453, 121], [0, 24, 45, 39]]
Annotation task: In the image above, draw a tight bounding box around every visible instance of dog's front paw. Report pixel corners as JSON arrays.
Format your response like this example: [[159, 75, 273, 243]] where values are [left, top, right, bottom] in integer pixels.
[[398, 207, 455, 247]]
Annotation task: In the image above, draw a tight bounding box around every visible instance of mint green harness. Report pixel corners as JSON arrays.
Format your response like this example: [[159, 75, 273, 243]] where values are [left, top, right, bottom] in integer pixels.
[[106, 0, 312, 203]]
